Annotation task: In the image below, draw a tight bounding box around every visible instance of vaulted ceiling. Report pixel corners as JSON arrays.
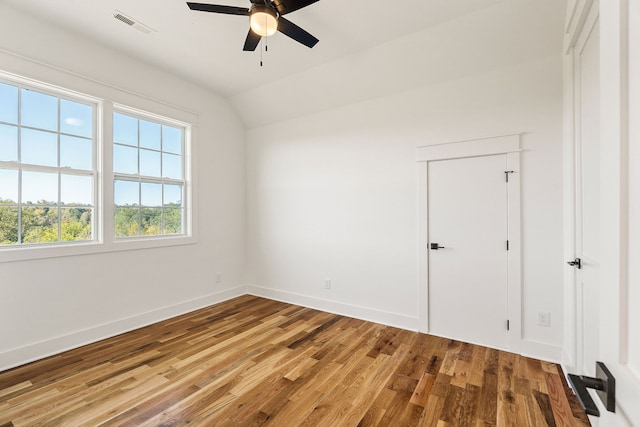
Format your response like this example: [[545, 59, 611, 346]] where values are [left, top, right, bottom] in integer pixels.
[[2, 0, 566, 127]]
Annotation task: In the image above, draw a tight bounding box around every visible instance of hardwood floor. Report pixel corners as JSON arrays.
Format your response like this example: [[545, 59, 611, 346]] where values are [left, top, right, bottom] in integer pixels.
[[0, 295, 590, 426]]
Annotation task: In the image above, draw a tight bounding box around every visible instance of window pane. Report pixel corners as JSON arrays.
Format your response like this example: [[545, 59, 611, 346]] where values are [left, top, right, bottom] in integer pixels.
[[22, 206, 59, 243], [0, 169, 18, 204], [21, 128, 57, 167], [0, 124, 18, 161], [0, 79, 97, 248], [140, 120, 160, 150], [115, 207, 140, 237], [164, 184, 182, 207], [113, 112, 138, 146], [114, 180, 139, 206], [61, 174, 92, 206], [22, 171, 58, 204], [164, 208, 182, 234], [0, 206, 18, 244], [61, 207, 92, 241], [21, 89, 58, 131], [141, 207, 162, 236], [162, 126, 182, 154], [111, 110, 187, 240], [60, 135, 92, 170], [113, 144, 138, 175], [141, 182, 162, 207], [0, 82, 18, 124], [60, 99, 92, 138], [162, 153, 182, 179], [140, 149, 161, 177]]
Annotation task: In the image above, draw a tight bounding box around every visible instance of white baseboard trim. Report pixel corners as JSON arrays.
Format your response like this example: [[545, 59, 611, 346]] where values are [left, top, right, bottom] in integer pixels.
[[0, 286, 247, 372], [2, 286, 565, 372], [246, 285, 420, 331], [408, 330, 562, 364], [247, 286, 565, 363], [561, 347, 575, 373], [518, 339, 563, 364]]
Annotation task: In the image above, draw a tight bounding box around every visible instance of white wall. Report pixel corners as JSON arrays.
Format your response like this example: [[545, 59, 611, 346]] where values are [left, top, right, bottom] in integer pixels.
[[0, 4, 246, 370], [246, 54, 565, 360]]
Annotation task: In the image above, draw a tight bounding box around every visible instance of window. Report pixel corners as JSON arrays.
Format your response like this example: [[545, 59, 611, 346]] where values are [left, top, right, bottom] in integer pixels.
[[112, 110, 185, 238], [0, 80, 96, 246], [0, 70, 194, 261]]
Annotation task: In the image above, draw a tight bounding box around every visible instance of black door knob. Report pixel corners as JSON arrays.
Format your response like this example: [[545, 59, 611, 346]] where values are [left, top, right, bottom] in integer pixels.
[[567, 258, 582, 269], [430, 243, 445, 250]]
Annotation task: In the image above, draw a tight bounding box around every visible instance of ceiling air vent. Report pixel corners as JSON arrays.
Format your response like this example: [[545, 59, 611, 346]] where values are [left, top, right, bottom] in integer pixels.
[[113, 10, 156, 35]]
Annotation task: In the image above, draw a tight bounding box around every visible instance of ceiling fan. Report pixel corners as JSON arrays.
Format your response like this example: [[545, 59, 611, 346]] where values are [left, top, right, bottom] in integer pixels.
[[187, 0, 320, 51]]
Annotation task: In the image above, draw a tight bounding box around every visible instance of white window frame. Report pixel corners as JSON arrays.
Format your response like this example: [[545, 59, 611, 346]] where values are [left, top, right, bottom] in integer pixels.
[[0, 74, 100, 248], [0, 70, 196, 263], [111, 104, 190, 241]]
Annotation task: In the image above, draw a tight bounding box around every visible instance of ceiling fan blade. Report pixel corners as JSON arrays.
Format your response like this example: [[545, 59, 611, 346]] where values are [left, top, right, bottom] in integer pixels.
[[186, 2, 250, 15], [271, 0, 319, 16], [243, 29, 262, 51], [276, 17, 319, 48]]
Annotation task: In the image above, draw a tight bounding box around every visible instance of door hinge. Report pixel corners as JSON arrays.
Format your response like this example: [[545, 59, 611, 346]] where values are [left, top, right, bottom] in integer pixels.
[[506, 240, 509, 251], [505, 170, 514, 182], [507, 320, 510, 331]]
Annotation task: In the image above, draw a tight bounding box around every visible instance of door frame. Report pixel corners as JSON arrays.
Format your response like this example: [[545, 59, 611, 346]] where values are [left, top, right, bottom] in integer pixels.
[[416, 134, 522, 352], [598, 0, 639, 423]]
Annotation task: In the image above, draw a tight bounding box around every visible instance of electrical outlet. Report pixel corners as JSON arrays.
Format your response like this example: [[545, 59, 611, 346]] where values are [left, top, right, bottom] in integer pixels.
[[537, 311, 551, 327], [324, 279, 331, 290], [215, 272, 222, 284]]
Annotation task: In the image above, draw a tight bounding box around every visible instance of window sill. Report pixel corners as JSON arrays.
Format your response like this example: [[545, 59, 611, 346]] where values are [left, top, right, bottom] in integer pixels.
[[0, 235, 197, 263]]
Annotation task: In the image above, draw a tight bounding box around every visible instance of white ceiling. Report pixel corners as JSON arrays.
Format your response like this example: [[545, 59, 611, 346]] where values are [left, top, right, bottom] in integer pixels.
[[3, 0, 508, 96], [3, 0, 565, 127]]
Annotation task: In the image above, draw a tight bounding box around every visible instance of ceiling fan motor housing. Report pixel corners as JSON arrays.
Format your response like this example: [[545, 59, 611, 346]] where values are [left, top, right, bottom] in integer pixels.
[[250, 4, 279, 36]]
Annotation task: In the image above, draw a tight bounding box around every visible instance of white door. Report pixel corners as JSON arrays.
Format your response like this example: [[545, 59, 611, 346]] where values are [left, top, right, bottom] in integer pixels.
[[428, 154, 508, 349], [573, 7, 601, 383], [567, 1, 640, 424]]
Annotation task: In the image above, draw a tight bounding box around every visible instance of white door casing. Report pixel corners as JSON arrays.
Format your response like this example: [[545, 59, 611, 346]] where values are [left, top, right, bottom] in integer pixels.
[[417, 134, 521, 353], [599, 0, 640, 424], [427, 154, 509, 349]]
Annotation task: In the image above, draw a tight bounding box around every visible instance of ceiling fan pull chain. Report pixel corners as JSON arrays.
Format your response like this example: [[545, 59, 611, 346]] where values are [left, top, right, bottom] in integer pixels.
[[260, 14, 267, 68], [265, 12, 269, 53]]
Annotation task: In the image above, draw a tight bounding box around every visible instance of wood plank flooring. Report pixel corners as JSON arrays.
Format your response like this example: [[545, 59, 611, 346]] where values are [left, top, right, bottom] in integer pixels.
[[0, 295, 590, 426]]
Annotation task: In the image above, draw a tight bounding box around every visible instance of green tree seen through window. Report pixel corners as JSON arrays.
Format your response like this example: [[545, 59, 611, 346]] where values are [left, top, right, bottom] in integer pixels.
[[0, 199, 92, 245]]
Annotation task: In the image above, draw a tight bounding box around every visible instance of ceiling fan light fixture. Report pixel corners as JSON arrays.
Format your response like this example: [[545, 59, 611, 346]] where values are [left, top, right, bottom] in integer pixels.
[[250, 6, 278, 37]]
